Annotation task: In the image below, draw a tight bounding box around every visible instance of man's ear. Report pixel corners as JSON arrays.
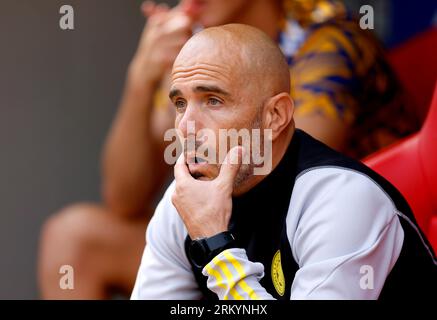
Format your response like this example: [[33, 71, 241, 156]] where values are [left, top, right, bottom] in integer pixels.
[[263, 93, 294, 140]]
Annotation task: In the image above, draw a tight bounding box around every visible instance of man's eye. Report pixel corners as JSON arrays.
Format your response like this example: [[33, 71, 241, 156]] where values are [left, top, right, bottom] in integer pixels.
[[208, 97, 222, 106], [175, 100, 186, 110]]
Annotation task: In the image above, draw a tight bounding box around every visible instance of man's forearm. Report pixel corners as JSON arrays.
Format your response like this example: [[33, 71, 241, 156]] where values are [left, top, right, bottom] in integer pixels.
[[101, 71, 166, 218]]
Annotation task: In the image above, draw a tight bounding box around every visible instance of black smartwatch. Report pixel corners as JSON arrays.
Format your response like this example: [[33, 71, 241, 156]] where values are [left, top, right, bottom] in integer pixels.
[[188, 231, 236, 269]]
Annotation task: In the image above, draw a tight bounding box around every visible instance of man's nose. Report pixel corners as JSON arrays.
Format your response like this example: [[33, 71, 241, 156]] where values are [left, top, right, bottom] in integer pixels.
[[178, 103, 202, 137]]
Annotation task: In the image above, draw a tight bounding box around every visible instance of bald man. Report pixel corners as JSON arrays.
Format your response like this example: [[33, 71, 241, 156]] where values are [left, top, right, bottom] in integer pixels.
[[39, 1, 421, 299], [131, 24, 436, 300]]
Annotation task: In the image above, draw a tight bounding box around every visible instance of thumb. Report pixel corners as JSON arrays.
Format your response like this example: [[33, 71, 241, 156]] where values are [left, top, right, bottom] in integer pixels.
[[218, 146, 244, 185]]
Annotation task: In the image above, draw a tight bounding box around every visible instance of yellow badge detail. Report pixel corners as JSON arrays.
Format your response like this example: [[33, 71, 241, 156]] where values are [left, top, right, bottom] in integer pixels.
[[271, 250, 285, 296]]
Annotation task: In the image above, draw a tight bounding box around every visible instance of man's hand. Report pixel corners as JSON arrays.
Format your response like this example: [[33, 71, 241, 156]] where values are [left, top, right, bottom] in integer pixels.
[[172, 147, 243, 239], [129, 1, 194, 87]]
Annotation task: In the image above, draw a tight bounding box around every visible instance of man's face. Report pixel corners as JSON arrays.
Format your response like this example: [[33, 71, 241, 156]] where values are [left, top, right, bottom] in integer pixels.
[[169, 37, 262, 184], [180, 0, 251, 27]]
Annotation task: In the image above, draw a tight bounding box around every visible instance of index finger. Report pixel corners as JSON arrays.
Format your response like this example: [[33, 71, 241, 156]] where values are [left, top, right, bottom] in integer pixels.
[[174, 151, 191, 182]]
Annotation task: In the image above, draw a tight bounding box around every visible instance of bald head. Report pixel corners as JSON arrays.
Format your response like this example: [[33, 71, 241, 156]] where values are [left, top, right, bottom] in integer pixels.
[[170, 24, 295, 190], [173, 24, 290, 98]]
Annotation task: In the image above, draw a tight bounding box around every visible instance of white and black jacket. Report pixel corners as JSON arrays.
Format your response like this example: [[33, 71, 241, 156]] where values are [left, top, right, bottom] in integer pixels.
[[131, 129, 436, 300]]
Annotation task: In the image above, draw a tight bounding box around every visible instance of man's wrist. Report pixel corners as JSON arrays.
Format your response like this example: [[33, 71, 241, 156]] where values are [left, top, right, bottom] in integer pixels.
[[188, 231, 237, 269], [190, 227, 228, 240]]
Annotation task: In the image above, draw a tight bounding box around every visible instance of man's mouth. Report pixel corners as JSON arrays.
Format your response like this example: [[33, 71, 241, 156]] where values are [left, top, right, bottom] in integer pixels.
[[186, 153, 210, 179], [186, 151, 209, 164], [194, 156, 207, 164], [182, 0, 206, 17]]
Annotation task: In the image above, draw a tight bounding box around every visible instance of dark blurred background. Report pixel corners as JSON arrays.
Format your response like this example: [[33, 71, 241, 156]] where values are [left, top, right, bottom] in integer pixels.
[[0, 0, 435, 299]]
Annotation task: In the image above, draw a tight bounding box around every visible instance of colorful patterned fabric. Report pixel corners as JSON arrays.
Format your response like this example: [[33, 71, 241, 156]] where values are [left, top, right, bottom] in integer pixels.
[[280, 0, 420, 158]]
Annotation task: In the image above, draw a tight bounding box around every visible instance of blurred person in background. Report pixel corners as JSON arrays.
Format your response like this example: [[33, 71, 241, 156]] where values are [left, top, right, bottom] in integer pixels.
[[38, 0, 419, 299]]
